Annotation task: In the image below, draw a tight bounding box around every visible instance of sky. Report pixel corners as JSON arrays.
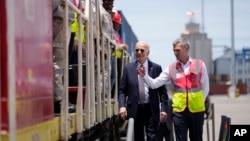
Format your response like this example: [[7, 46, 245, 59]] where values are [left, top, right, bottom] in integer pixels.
[[114, 0, 250, 69]]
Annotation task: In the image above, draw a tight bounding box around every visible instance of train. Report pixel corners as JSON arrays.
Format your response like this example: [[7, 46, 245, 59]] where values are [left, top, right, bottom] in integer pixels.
[[0, 0, 136, 140]]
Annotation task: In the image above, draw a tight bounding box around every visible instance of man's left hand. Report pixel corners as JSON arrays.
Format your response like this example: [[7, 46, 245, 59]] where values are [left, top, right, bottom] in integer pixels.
[[160, 112, 167, 122]]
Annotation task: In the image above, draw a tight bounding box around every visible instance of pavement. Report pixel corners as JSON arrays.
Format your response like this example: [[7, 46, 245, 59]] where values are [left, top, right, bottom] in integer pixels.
[[120, 94, 250, 141], [203, 93, 250, 141]]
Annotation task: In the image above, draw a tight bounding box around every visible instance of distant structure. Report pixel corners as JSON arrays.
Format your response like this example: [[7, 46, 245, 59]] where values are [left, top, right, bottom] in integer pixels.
[[213, 49, 231, 83], [214, 48, 250, 84], [181, 12, 212, 74]]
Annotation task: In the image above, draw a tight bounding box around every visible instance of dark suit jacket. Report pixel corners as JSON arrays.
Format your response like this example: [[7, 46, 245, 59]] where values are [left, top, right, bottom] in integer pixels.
[[118, 60, 169, 121]]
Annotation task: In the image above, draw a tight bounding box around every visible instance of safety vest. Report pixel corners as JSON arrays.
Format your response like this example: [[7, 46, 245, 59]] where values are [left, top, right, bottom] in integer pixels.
[[71, 13, 86, 43], [169, 59, 205, 113], [112, 30, 123, 58]]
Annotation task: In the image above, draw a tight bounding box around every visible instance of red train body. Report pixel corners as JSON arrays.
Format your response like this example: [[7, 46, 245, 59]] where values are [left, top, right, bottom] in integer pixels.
[[1, 0, 133, 140], [1, 0, 54, 131]]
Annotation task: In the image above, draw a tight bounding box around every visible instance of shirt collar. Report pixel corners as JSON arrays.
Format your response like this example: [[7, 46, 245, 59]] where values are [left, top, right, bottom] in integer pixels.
[[177, 57, 192, 65]]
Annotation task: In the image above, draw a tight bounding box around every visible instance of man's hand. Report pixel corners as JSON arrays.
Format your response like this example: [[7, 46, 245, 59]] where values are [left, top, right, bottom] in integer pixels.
[[119, 107, 127, 120], [120, 43, 128, 50], [137, 65, 145, 77], [160, 112, 167, 122]]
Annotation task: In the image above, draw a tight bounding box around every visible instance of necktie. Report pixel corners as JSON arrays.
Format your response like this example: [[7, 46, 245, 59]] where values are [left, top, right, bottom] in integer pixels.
[[138, 65, 145, 103]]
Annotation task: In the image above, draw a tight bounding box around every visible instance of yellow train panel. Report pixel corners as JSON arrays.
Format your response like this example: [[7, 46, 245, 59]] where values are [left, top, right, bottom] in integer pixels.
[[0, 113, 77, 141]]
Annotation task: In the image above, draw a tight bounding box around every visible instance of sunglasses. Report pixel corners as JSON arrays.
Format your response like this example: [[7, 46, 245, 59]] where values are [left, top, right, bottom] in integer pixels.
[[135, 49, 145, 53]]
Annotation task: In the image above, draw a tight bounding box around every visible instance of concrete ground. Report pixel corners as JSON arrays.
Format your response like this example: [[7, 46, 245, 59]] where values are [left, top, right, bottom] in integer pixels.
[[120, 94, 250, 141], [203, 94, 250, 141]]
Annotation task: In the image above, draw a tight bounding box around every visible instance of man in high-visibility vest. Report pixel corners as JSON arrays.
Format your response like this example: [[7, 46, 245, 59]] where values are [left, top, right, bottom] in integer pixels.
[[69, 12, 86, 64], [137, 38, 209, 141], [111, 11, 128, 98]]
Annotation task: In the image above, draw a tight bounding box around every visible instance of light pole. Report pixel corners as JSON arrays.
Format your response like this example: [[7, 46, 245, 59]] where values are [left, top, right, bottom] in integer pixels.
[[230, 0, 236, 96], [201, 0, 204, 34], [201, 0, 208, 73]]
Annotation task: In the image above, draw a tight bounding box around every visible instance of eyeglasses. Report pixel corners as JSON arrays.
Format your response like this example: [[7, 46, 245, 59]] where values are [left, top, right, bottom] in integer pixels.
[[135, 49, 145, 53]]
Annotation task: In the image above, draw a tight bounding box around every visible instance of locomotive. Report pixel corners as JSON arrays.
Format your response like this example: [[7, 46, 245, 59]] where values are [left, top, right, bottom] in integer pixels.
[[0, 0, 131, 140]]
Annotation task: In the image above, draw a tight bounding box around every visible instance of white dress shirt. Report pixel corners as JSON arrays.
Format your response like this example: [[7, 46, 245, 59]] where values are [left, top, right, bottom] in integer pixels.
[[143, 57, 209, 101]]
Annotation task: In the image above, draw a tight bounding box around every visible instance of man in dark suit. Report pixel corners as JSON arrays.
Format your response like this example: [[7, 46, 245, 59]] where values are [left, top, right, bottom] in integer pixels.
[[118, 41, 169, 141]]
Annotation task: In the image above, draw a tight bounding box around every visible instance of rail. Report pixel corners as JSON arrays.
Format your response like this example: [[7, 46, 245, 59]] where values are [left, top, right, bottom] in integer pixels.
[[205, 103, 215, 141], [59, 0, 131, 140], [126, 118, 134, 141]]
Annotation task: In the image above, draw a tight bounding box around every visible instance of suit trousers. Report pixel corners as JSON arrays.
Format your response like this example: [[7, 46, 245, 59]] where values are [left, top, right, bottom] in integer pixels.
[[134, 104, 159, 141], [172, 108, 204, 141]]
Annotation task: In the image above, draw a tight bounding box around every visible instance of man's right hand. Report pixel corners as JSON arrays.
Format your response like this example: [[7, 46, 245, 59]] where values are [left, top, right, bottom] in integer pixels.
[[120, 43, 128, 50], [137, 65, 145, 77], [119, 107, 127, 120]]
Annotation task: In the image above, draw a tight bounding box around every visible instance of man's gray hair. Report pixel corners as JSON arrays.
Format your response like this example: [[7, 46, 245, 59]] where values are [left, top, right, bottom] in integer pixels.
[[136, 41, 150, 50], [172, 38, 190, 49]]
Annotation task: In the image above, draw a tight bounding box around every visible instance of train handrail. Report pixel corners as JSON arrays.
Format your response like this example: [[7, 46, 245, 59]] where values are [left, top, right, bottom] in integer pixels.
[[60, 1, 70, 140], [6, 0, 17, 140], [59, 0, 132, 140], [205, 103, 215, 141], [126, 118, 134, 141]]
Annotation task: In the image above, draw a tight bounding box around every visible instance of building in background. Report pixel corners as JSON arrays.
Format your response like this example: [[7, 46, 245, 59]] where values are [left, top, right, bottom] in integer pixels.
[[213, 48, 250, 92], [181, 21, 213, 75], [213, 48, 232, 83], [179, 17, 248, 94]]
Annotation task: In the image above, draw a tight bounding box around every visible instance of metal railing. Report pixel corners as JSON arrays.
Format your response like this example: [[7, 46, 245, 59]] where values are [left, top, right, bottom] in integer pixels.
[[58, 0, 131, 140], [205, 103, 215, 141], [126, 118, 134, 141]]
